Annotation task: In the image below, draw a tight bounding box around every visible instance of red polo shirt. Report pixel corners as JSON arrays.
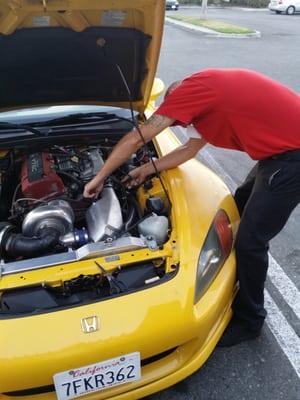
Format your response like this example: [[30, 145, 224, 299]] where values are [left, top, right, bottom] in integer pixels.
[[155, 69, 300, 160]]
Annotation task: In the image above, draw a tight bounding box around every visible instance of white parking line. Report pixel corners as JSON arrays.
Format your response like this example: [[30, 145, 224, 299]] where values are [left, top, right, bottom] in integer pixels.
[[173, 127, 300, 376], [268, 257, 300, 321], [265, 291, 300, 378]]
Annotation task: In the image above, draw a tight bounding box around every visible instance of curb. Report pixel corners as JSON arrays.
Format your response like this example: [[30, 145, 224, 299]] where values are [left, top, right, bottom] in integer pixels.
[[174, 6, 268, 12], [165, 17, 261, 38]]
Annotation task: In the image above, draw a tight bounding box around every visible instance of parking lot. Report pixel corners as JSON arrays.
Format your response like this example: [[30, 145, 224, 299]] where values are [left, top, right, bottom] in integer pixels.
[[147, 6, 300, 400]]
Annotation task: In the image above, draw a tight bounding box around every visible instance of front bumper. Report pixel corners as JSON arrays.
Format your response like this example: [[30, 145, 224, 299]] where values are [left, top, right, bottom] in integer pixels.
[[0, 251, 236, 400]]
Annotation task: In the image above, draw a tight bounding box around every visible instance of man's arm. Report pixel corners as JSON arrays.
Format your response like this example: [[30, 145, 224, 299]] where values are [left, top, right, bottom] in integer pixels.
[[150, 137, 206, 172], [83, 114, 175, 198], [123, 137, 207, 188]]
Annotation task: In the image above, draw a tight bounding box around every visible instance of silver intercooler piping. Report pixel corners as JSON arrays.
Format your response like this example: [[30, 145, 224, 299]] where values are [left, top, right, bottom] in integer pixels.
[[86, 187, 123, 242]]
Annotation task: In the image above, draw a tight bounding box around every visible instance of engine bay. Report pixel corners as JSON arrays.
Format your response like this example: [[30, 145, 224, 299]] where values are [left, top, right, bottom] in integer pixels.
[[0, 142, 170, 266]]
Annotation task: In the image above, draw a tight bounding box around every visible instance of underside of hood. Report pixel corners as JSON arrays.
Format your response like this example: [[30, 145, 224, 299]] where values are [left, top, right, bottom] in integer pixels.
[[0, 0, 165, 114]]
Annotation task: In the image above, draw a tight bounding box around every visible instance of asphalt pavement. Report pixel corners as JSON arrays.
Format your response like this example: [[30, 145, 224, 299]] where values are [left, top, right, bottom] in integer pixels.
[[146, 6, 300, 400]]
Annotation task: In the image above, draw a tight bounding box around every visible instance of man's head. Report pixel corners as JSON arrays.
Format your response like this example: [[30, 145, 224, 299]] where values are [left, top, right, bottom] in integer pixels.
[[164, 80, 182, 100]]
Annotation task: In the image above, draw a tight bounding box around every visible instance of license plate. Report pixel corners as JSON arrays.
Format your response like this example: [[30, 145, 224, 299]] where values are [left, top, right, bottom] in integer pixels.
[[53, 352, 141, 400]]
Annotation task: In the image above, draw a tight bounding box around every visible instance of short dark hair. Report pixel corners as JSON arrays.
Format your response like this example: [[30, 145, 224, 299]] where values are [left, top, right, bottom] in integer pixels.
[[164, 80, 181, 99]]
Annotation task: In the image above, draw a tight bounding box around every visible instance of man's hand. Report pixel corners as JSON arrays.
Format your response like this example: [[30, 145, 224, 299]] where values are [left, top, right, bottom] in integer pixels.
[[82, 114, 175, 197], [83, 176, 104, 198], [122, 164, 154, 189]]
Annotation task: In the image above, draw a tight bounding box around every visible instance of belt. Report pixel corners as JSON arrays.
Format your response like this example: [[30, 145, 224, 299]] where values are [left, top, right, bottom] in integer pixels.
[[269, 149, 300, 161]]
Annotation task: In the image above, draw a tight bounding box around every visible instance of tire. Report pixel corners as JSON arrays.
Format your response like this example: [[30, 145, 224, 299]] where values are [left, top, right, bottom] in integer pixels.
[[286, 6, 295, 14]]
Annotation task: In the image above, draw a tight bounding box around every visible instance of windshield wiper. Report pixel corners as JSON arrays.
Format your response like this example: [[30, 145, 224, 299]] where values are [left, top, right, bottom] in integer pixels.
[[38, 112, 133, 126], [0, 122, 43, 135]]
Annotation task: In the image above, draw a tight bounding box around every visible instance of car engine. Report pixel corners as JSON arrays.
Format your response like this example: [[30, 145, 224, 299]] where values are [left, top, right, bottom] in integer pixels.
[[0, 144, 169, 262]]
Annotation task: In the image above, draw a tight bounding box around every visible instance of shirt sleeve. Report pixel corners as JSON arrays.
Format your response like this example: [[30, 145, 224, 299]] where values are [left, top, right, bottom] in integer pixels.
[[154, 74, 217, 126]]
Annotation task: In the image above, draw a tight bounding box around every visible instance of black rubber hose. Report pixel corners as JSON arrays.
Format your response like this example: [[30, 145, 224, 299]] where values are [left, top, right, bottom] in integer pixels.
[[123, 193, 141, 231], [4, 228, 60, 258], [124, 204, 137, 231], [56, 171, 83, 188]]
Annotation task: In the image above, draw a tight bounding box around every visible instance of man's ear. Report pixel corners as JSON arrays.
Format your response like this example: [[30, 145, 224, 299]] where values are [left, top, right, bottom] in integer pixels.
[[164, 80, 182, 100]]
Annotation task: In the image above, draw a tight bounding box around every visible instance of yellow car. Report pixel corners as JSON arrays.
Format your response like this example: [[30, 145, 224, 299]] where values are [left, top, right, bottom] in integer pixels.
[[0, 1, 239, 399]]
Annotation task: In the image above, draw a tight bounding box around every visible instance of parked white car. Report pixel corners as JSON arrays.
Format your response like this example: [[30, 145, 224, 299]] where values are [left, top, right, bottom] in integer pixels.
[[268, 0, 300, 14]]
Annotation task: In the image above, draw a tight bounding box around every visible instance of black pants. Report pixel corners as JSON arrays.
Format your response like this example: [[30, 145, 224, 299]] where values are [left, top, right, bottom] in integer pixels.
[[232, 150, 300, 331]]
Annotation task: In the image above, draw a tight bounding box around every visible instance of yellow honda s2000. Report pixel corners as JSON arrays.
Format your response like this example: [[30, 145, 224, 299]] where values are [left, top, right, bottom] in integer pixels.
[[0, 1, 239, 399]]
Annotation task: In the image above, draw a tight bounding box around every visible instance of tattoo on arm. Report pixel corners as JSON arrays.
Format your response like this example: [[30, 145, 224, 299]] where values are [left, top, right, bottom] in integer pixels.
[[144, 114, 171, 130]]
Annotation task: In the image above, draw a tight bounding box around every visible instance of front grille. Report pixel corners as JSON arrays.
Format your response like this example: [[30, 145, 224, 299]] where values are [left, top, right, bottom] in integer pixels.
[[3, 348, 177, 397]]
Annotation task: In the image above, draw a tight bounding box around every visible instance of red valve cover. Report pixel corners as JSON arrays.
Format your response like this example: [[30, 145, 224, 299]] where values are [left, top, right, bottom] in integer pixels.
[[21, 152, 65, 199]]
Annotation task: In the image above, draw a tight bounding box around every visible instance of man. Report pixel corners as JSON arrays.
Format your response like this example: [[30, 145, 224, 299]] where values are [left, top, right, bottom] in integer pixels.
[[84, 68, 300, 346]]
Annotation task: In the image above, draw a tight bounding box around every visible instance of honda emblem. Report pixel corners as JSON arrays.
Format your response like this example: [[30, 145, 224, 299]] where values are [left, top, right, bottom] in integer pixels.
[[81, 316, 99, 333]]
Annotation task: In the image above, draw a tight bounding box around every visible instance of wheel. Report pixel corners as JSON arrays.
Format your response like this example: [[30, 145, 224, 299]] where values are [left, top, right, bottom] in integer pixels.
[[286, 6, 295, 14]]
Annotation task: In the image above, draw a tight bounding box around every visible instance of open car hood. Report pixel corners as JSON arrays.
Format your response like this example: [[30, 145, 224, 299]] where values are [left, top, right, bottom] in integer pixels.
[[0, 0, 165, 114]]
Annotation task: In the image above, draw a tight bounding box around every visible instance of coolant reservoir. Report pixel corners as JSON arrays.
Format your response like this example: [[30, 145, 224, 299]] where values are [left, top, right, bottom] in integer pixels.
[[138, 214, 169, 245]]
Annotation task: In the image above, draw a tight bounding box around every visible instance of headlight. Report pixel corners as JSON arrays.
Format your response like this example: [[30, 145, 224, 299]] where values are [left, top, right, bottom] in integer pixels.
[[194, 209, 233, 304]]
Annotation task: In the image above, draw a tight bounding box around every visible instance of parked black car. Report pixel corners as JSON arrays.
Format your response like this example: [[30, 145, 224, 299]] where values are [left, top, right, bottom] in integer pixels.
[[166, 0, 179, 10]]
